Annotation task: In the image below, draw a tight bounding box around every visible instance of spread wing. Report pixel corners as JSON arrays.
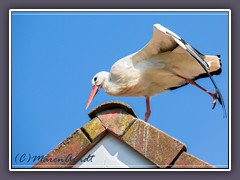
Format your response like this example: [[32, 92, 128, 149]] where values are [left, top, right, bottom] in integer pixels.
[[132, 24, 226, 117], [132, 24, 209, 69]]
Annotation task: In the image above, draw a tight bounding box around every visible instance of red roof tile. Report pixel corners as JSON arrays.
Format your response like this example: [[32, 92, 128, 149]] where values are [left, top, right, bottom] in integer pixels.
[[33, 101, 214, 169]]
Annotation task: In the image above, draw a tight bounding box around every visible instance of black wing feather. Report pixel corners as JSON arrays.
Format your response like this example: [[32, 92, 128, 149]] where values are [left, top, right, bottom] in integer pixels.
[[166, 31, 227, 118]]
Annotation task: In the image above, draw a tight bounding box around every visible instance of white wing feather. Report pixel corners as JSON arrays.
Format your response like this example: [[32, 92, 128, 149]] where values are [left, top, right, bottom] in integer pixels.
[[132, 24, 178, 63]]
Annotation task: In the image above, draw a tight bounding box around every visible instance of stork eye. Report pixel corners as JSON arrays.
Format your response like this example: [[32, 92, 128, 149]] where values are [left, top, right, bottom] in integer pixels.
[[94, 77, 97, 82]]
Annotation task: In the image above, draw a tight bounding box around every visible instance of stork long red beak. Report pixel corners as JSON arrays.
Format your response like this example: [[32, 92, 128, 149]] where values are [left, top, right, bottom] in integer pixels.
[[85, 85, 100, 110]]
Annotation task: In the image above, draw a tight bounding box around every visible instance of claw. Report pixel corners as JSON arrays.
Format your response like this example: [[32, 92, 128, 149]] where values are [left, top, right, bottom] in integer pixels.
[[212, 98, 217, 109]]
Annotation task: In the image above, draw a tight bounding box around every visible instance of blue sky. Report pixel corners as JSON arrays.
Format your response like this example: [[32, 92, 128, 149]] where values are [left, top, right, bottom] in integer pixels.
[[11, 10, 229, 168]]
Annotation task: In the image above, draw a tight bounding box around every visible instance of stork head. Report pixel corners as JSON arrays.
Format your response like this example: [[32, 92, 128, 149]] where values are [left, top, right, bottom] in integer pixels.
[[85, 71, 109, 109]]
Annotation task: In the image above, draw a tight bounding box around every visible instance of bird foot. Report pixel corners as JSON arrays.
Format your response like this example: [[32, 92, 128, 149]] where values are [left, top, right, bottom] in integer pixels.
[[176, 74, 220, 110], [211, 89, 218, 109], [144, 97, 151, 122], [145, 111, 151, 122]]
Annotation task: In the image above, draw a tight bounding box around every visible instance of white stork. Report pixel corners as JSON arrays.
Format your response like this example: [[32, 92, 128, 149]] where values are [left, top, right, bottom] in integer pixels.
[[86, 24, 226, 122]]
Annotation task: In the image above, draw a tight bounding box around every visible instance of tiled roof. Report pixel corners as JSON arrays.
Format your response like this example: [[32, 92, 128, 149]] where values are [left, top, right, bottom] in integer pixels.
[[33, 101, 214, 169]]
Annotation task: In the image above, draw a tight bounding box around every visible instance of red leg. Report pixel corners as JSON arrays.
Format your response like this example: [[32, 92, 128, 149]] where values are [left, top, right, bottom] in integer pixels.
[[145, 97, 151, 122], [176, 74, 218, 109]]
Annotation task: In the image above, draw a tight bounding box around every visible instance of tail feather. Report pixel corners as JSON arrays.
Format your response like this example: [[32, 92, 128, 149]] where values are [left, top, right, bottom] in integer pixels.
[[168, 54, 222, 90], [204, 55, 221, 73], [193, 54, 222, 80]]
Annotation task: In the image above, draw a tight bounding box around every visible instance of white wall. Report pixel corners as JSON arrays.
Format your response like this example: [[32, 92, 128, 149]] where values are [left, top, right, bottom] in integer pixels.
[[73, 133, 157, 168]]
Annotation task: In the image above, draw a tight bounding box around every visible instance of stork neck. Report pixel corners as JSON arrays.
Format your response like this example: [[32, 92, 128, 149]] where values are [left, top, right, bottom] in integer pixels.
[[101, 75, 120, 96]]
